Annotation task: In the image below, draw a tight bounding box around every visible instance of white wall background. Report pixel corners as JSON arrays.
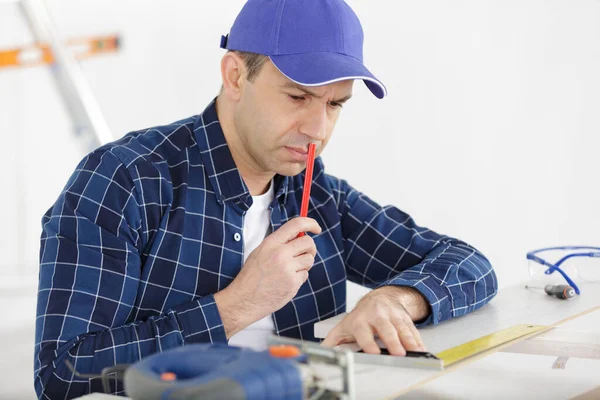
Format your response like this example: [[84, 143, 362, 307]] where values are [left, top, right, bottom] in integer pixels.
[[1, 1, 599, 398]]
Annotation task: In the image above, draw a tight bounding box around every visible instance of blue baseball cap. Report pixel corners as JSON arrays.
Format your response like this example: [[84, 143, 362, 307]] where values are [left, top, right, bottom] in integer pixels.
[[220, 0, 387, 99]]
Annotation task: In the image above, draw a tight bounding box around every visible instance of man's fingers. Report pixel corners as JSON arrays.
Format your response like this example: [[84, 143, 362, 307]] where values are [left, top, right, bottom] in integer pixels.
[[272, 217, 322, 243], [296, 269, 309, 285], [321, 329, 340, 348], [288, 235, 317, 257], [353, 323, 380, 354], [406, 321, 426, 351], [373, 320, 405, 356], [392, 318, 420, 352], [295, 253, 315, 271]]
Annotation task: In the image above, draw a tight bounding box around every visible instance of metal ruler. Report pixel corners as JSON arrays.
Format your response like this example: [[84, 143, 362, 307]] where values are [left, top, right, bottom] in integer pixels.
[[436, 324, 547, 367], [332, 324, 547, 370]]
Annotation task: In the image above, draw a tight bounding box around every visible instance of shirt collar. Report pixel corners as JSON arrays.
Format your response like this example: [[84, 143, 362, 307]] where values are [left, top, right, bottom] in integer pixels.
[[193, 99, 290, 206]]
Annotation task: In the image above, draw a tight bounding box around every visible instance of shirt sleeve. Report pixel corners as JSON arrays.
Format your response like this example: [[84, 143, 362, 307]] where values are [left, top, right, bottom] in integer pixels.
[[327, 174, 498, 326], [34, 150, 227, 399]]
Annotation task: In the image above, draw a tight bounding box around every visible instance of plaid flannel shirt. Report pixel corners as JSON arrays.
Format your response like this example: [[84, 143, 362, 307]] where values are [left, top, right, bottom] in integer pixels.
[[35, 99, 497, 398]]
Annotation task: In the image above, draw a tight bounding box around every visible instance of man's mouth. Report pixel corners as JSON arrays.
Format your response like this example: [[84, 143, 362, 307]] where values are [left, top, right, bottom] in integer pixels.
[[286, 146, 308, 154], [285, 146, 311, 161]]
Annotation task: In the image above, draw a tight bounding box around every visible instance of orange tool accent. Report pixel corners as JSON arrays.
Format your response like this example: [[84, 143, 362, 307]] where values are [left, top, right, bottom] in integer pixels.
[[160, 372, 177, 381], [268, 344, 302, 358], [0, 34, 120, 69], [297, 143, 317, 238]]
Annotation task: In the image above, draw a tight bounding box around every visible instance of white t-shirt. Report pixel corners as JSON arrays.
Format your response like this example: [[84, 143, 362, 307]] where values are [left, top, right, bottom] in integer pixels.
[[228, 180, 276, 351]]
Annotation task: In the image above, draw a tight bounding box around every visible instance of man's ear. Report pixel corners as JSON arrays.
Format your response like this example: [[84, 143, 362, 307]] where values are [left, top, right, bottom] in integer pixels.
[[220, 52, 246, 101]]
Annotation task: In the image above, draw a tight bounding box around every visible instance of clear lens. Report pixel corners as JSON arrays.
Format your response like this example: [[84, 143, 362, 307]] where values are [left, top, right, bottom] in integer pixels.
[[528, 259, 564, 285], [568, 255, 600, 283], [528, 258, 545, 278]]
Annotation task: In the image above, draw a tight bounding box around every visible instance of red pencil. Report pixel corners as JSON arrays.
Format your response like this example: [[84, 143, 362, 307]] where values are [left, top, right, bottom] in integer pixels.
[[297, 143, 317, 238]]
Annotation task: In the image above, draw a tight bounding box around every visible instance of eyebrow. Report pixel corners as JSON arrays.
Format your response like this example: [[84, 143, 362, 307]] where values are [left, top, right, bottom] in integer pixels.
[[283, 82, 353, 104]]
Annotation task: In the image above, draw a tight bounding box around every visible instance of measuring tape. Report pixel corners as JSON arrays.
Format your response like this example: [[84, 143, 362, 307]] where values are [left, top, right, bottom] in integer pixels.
[[436, 324, 547, 367], [0, 34, 120, 69]]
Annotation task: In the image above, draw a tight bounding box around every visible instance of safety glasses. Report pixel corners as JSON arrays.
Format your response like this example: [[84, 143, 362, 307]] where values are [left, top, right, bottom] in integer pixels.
[[527, 246, 600, 295]]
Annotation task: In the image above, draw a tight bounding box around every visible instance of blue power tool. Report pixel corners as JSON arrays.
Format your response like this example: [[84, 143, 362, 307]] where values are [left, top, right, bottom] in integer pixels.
[[124, 343, 305, 400], [67, 335, 355, 399]]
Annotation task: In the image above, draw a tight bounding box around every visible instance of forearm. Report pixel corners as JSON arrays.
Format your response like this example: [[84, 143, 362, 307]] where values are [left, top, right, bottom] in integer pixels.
[[35, 295, 226, 399], [332, 176, 497, 326], [214, 286, 263, 339], [383, 239, 498, 325]]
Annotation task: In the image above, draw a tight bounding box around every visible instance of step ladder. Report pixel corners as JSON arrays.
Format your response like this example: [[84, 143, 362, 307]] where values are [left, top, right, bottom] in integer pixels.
[[2, 0, 116, 150]]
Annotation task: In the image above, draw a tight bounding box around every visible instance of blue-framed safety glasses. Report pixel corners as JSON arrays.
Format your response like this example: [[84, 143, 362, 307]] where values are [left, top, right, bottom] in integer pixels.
[[527, 246, 600, 295]]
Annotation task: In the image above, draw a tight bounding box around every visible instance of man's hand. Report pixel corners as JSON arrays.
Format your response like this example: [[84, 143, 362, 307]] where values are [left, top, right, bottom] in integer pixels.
[[215, 217, 322, 338], [321, 286, 430, 355]]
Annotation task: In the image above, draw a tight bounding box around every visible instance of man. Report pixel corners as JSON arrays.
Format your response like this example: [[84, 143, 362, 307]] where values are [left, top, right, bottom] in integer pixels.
[[34, 0, 497, 398]]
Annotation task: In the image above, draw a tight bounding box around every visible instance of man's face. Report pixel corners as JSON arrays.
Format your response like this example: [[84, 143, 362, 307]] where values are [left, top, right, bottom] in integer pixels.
[[232, 60, 353, 177]]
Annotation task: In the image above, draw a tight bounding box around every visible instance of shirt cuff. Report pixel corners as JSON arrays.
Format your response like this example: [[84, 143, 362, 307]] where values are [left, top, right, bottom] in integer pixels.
[[174, 294, 227, 344], [378, 274, 452, 326]]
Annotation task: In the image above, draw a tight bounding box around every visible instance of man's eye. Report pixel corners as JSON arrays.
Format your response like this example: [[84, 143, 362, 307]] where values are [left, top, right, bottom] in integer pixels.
[[329, 102, 343, 109], [289, 95, 305, 102]]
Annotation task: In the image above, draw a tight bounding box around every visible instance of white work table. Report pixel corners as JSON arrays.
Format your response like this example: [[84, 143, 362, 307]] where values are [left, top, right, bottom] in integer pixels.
[[77, 282, 600, 400], [401, 309, 600, 400], [314, 282, 600, 399]]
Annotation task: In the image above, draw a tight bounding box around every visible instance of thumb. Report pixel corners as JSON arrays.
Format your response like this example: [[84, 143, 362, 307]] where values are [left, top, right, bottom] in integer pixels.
[[321, 332, 340, 347]]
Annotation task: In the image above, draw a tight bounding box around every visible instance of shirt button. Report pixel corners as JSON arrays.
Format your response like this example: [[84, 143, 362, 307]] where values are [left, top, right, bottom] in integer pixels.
[[233, 232, 241, 242]]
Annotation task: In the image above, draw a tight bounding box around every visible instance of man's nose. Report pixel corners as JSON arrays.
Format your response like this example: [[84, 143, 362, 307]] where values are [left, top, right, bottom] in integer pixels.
[[298, 101, 327, 140]]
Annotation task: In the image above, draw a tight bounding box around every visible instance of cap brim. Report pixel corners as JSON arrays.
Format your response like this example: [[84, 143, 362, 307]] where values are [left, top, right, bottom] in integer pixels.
[[269, 52, 387, 99]]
